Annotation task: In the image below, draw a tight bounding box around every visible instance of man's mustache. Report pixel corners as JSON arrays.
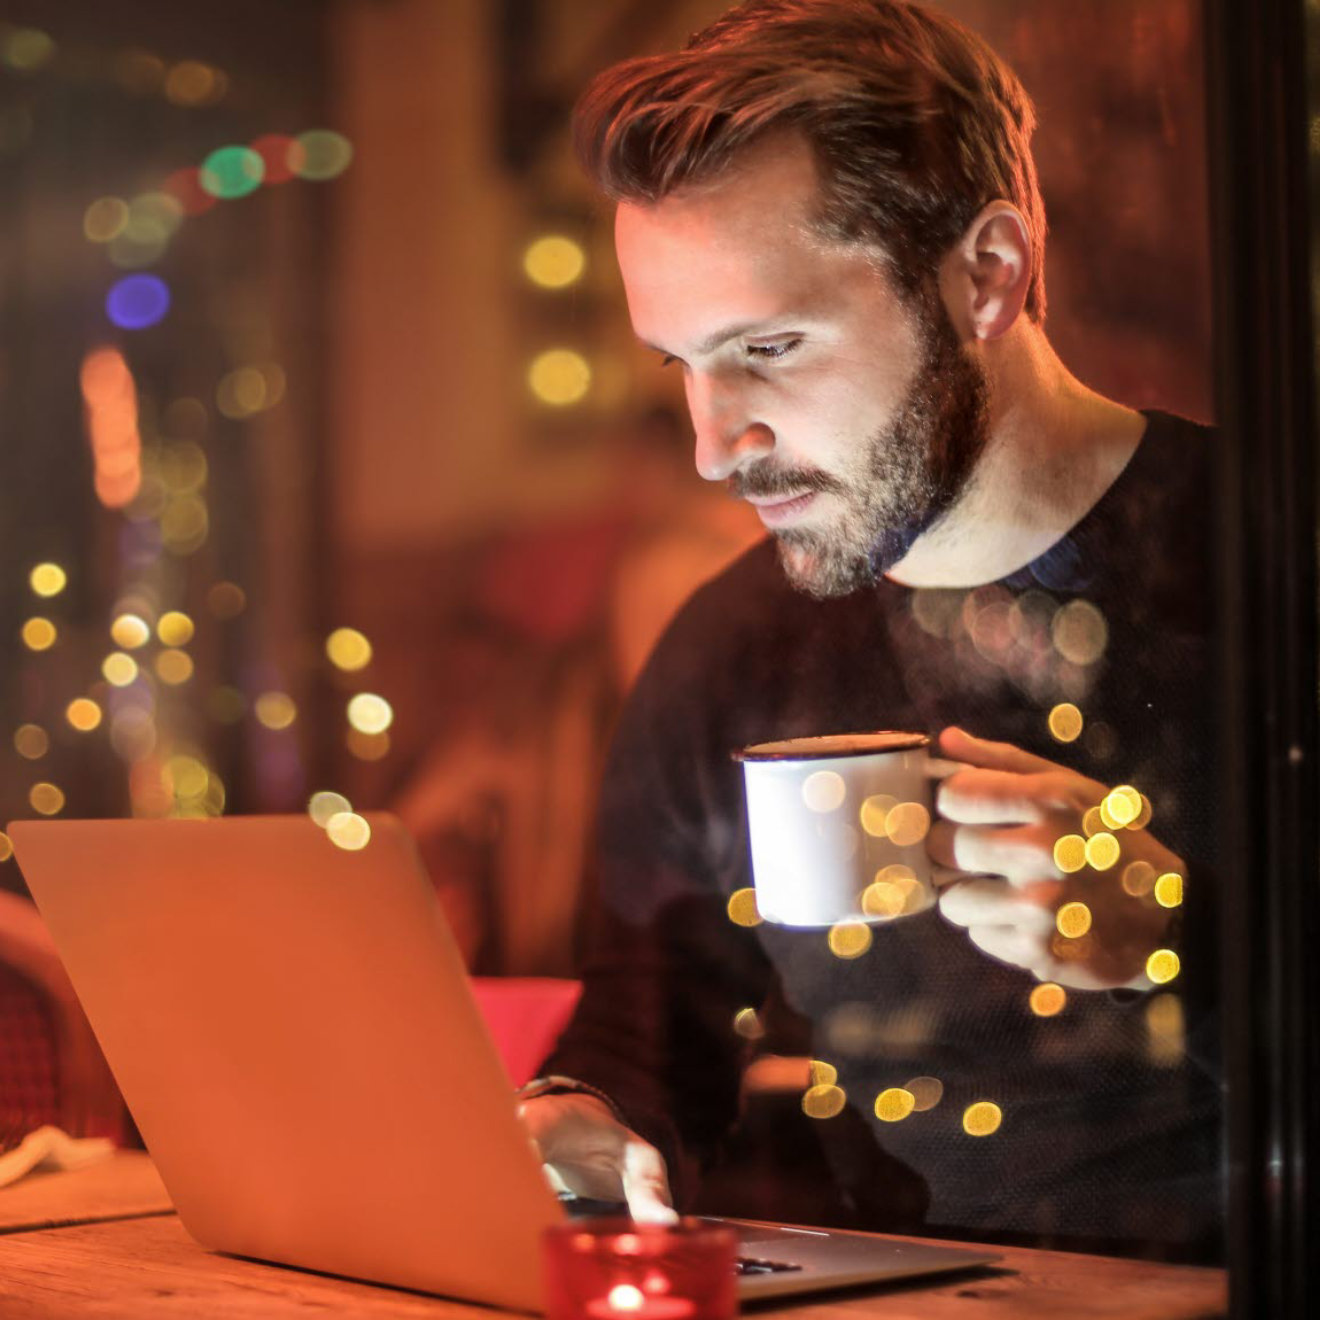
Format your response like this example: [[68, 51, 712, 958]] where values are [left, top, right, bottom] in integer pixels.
[[728, 466, 846, 499]]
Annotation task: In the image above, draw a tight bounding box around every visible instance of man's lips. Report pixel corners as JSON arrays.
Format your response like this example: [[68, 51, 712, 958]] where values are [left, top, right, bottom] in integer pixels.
[[743, 490, 818, 527]]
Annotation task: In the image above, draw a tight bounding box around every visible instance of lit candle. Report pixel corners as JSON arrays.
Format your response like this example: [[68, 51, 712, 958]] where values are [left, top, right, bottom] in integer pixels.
[[544, 1218, 735, 1320], [585, 1283, 695, 1320]]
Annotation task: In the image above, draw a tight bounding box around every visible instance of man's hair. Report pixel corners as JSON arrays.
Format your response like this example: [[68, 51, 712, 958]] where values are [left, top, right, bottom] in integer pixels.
[[575, 0, 1047, 321]]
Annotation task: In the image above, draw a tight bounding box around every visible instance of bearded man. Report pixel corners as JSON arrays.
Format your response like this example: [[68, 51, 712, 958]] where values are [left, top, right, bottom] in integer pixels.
[[519, 0, 1220, 1260]]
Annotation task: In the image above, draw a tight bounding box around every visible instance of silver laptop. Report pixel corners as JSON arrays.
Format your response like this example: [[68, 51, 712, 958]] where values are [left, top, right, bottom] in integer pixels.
[[8, 814, 996, 1311]]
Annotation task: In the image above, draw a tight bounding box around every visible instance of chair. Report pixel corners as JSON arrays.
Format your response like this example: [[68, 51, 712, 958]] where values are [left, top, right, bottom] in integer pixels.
[[0, 891, 128, 1145], [468, 976, 581, 1088]]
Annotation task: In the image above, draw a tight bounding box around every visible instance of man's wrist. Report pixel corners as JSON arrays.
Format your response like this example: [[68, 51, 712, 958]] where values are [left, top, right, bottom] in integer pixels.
[[516, 1075, 628, 1125]]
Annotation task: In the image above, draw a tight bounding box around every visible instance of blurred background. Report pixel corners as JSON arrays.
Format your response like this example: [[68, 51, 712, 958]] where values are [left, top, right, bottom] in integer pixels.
[[0, 0, 1211, 983]]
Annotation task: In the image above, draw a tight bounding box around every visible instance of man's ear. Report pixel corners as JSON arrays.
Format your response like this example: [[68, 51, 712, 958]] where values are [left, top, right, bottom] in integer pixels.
[[939, 201, 1032, 342]]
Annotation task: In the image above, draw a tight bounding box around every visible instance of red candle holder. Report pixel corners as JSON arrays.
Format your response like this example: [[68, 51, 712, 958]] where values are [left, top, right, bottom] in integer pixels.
[[543, 1218, 738, 1320]]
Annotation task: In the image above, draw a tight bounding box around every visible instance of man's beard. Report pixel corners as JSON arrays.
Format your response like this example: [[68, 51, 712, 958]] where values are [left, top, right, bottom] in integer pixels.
[[731, 299, 991, 599]]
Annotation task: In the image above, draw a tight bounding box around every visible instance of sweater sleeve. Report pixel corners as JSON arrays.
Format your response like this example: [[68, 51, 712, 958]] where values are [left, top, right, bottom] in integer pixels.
[[537, 573, 776, 1206]]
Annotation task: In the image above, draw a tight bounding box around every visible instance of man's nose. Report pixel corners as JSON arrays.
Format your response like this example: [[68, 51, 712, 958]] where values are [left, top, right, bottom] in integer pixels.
[[687, 373, 774, 481]]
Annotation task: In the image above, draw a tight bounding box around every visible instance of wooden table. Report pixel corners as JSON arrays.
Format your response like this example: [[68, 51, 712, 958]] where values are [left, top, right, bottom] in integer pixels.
[[0, 1155, 1228, 1319]]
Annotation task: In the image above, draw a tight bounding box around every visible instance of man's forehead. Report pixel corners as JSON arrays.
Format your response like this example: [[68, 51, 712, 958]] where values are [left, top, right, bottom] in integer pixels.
[[614, 134, 822, 255]]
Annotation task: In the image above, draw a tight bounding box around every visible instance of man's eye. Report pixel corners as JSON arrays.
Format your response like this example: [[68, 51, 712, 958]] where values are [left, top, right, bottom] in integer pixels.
[[745, 338, 801, 361]]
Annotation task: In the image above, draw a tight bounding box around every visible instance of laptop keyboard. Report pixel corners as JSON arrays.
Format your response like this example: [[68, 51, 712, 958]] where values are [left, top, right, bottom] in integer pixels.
[[734, 1255, 803, 1275]]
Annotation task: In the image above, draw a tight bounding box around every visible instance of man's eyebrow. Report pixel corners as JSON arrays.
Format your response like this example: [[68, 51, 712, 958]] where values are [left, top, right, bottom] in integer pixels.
[[638, 320, 780, 358]]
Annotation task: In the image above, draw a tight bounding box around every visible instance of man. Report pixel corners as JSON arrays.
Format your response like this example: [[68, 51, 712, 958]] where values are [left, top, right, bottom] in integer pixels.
[[520, 0, 1220, 1258]]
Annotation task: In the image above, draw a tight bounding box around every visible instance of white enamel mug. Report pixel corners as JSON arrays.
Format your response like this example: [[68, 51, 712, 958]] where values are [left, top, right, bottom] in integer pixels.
[[736, 731, 948, 927]]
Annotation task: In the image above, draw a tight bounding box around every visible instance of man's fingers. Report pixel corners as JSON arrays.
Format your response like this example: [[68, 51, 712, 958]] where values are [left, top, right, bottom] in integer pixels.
[[937, 768, 1055, 825], [620, 1137, 677, 1224], [965, 922, 1054, 975], [938, 726, 1059, 775], [928, 820, 1063, 886], [938, 877, 1059, 931]]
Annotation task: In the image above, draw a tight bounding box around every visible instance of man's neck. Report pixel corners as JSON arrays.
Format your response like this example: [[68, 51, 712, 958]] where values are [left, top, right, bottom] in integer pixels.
[[886, 326, 1147, 589]]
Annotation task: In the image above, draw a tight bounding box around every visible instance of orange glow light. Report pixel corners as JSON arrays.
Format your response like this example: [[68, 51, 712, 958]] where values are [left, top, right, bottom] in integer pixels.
[[80, 347, 142, 508]]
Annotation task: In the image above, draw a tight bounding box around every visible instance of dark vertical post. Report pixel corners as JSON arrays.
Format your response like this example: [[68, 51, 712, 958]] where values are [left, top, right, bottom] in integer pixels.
[[1205, 0, 1319, 1312]]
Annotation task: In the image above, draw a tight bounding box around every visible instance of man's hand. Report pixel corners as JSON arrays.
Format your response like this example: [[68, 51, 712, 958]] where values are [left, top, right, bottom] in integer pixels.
[[517, 1092, 677, 1223], [927, 726, 1184, 990]]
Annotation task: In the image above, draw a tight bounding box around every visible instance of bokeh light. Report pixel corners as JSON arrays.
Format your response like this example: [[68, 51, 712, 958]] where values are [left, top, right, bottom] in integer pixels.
[[162, 166, 217, 217], [251, 133, 298, 185], [84, 197, 129, 243], [66, 698, 102, 732], [157, 611, 195, 647], [861, 865, 921, 919], [108, 192, 184, 270], [158, 390, 204, 432], [732, 1007, 764, 1040], [110, 707, 156, 762], [523, 235, 586, 289], [1154, 872, 1184, 908], [3, 27, 55, 72], [885, 801, 930, 847], [111, 613, 151, 649], [1130, 795, 1154, 830], [290, 129, 354, 181], [873, 1087, 916, 1123], [29, 783, 66, 816], [1048, 702, 1083, 743], [160, 495, 209, 555], [858, 793, 896, 837], [904, 1076, 944, 1112], [81, 347, 142, 506], [200, 145, 264, 199], [1121, 859, 1158, 897], [115, 49, 165, 95], [528, 349, 591, 406], [29, 563, 67, 597], [326, 627, 372, 672], [1053, 834, 1087, 873], [808, 1060, 838, 1086], [1146, 949, 1181, 984], [1146, 993, 1186, 1067], [308, 791, 352, 828], [1029, 982, 1068, 1017], [1056, 902, 1093, 939], [347, 693, 393, 735], [14, 725, 48, 759], [802, 770, 846, 813], [207, 581, 246, 619], [326, 811, 371, 851], [962, 1101, 1003, 1137], [164, 60, 227, 107], [106, 275, 171, 330], [1102, 785, 1143, 829], [21, 617, 56, 651], [216, 366, 271, 419], [165, 754, 210, 807], [255, 691, 297, 730], [1081, 806, 1106, 837], [1084, 831, 1121, 871], [158, 442, 208, 494], [102, 651, 139, 686], [726, 887, 762, 927], [0, 832, 12, 863], [801, 1083, 847, 1120], [1052, 600, 1109, 666], [155, 649, 195, 685], [827, 920, 872, 959], [346, 729, 391, 761]]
